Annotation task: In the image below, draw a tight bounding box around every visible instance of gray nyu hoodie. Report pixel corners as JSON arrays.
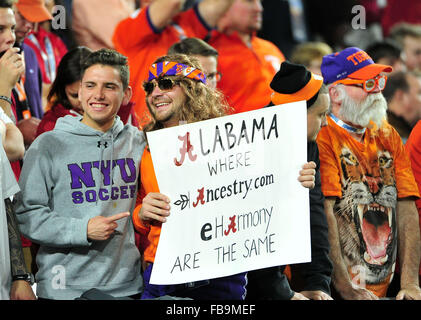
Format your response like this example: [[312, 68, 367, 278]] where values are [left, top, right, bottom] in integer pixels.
[[15, 115, 146, 300]]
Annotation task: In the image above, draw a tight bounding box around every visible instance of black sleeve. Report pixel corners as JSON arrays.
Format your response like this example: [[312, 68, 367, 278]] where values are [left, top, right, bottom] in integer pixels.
[[246, 266, 294, 300], [292, 142, 332, 294]]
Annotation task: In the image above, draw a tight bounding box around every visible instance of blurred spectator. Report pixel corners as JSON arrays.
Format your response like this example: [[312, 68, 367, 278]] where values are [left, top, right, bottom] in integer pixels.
[[258, 0, 303, 59], [408, 71, 421, 127], [13, 0, 48, 148], [14, 0, 45, 120], [112, 0, 234, 126], [382, 71, 420, 142], [290, 41, 333, 76], [209, 0, 285, 114], [303, 0, 358, 50], [25, 0, 68, 84], [381, 0, 421, 37], [72, 0, 136, 50], [389, 23, 421, 72], [35, 46, 90, 137], [24, 0, 68, 108], [168, 37, 220, 89], [365, 39, 405, 72]]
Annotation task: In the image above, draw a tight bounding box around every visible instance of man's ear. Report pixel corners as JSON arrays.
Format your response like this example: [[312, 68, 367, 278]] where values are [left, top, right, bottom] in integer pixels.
[[122, 85, 133, 105], [329, 85, 341, 105]]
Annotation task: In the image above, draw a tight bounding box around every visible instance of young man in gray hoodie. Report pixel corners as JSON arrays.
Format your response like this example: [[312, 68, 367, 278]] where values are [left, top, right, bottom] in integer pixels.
[[15, 49, 146, 300]]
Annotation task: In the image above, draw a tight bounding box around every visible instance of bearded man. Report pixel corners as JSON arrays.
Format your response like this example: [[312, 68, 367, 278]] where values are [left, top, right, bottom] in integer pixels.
[[316, 47, 421, 300]]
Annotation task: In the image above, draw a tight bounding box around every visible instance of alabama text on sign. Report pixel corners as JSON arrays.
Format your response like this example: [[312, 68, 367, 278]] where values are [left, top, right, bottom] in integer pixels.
[[146, 101, 311, 285]]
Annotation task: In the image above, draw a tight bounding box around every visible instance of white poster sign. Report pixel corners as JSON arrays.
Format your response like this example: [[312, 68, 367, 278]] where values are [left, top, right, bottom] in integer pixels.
[[147, 101, 311, 285]]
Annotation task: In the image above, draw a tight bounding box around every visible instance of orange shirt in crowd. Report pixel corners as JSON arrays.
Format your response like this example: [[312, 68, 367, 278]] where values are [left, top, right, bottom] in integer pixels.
[[209, 31, 285, 114], [132, 147, 161, 264], [112, 6, 212, 126], [72, 0, 135, 50], [404, 120, 421, 277], [317, 116, 419, 297]]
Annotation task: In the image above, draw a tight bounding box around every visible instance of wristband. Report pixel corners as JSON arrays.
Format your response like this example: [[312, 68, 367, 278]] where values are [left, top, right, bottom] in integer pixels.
[[0, 95, 12, 105], [12, 273, 35, 285]]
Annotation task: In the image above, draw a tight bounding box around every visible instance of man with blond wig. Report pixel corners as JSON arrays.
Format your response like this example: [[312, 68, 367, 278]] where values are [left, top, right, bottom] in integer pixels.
[[132, 54, 318, 299]]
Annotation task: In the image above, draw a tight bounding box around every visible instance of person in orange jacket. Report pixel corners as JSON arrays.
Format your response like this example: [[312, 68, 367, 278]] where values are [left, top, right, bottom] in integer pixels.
[[208, 0, 285, 114]]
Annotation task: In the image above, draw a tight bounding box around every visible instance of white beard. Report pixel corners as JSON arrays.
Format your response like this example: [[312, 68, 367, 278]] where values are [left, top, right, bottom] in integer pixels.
[[337, 86, 388, 128]]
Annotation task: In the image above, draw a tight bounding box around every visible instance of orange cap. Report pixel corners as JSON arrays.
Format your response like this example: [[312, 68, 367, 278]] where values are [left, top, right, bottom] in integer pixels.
[[347, 63, 392, 80], [16, 0, 53, 23]]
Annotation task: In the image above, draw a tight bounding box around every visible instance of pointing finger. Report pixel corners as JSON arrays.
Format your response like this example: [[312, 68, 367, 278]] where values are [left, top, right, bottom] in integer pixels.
[[107, 211, 130, 222]]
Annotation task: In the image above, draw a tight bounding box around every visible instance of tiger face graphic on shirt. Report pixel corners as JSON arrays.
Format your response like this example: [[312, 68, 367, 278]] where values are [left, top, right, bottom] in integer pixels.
[[337, 146, 397, 285], [317, 117, 419, 296]]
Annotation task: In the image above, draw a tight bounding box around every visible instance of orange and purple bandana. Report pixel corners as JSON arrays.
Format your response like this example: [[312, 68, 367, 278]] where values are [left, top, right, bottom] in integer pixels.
[[147, 61, 207, 84]]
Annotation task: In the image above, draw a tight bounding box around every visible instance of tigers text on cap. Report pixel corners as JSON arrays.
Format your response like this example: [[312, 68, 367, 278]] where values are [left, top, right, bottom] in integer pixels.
[[270, 61, 324, 108], [321, 47, 392, 84], [16, 0, 53, 23]]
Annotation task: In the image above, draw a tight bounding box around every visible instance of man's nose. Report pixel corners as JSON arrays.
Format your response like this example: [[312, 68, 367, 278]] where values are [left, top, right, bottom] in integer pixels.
[[5, 28, 15, 46], [151, 83, 165, 96], [371, 86, 381, 93], [93, 86, 106, 99]]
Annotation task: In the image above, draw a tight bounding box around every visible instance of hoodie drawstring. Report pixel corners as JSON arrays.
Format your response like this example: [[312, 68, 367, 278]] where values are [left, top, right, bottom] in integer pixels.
[[96, 134, 114, 205]]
